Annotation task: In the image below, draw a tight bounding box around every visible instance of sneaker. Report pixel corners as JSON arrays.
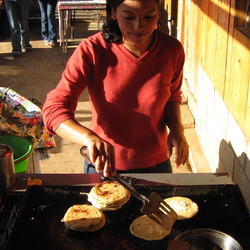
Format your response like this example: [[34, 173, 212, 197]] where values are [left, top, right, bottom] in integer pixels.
[[11, 51, 22, 57], [49, 42, 57, 48], [23, 45, 32, 52], [44, 40, 49, 46]]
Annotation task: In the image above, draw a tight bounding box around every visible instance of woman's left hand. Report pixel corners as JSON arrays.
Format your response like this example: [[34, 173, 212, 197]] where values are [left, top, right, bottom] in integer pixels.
[[164, 101, 189, 167], [167, 128, 189, 167]]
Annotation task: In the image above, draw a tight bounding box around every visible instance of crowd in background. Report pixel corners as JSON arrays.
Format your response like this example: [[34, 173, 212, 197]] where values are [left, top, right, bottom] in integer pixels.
[[2, 0, 58, 57]]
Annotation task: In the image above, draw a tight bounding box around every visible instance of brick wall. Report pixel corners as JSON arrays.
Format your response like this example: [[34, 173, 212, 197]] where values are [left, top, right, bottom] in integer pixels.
[[182, 69, 250, 211]]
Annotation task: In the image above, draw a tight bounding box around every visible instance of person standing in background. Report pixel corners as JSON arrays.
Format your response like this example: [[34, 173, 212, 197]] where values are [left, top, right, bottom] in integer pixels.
[[4, 0, 32, 57], [37, 0, 58, 47], [0, 0, 6, 40]]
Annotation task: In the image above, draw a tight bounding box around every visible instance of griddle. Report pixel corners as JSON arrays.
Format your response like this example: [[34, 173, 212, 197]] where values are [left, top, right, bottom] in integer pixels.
[[7, 184, 250, 249]]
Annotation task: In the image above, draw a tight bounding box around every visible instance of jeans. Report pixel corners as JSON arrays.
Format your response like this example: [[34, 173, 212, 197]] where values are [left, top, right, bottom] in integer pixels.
[[37, 0, 58, 43], [4, 0, 31, 52], [84, 159, 172, 174]]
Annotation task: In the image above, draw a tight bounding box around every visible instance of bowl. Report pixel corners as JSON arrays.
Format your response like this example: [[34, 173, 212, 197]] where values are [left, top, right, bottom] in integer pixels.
[[0, 135, 33, 173], [174, 228, 243, 250]]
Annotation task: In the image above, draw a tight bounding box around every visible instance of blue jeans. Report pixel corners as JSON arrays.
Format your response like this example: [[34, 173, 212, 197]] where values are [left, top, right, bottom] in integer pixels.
[[37, 0, 58, 43], [4, 0, 31, 52], [84, 159, 172, 174]]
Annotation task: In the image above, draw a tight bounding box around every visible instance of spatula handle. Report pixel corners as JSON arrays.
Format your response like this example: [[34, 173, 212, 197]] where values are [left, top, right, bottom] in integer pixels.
[[111, 174, 149, 203], [80, 146, 148, 203]]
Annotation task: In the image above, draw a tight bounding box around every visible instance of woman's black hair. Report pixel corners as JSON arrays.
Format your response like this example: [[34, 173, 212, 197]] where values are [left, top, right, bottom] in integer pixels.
[[102, 0, 161, 43]]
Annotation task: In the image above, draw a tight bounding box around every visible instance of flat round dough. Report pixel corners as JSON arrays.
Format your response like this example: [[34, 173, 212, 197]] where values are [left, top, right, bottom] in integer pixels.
[[164, 196, 198, 220], [88, 181, 131, 211], [130, 215, 171, 241], [62, 204, 105, 232]]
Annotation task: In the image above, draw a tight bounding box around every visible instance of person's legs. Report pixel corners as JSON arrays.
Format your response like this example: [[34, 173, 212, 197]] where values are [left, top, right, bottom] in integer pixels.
[[4, 0, 22, 53], [19, 0, 32, 50], [37, 0, 49, 42], [0, 8, 8, 40], [47, 0, 57, 44]]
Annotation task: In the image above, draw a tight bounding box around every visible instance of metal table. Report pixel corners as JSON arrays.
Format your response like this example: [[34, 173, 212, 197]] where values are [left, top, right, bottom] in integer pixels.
[[58, 0, 106, 53]]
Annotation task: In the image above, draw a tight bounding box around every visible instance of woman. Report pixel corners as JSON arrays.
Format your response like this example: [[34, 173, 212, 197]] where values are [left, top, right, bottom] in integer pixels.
[[42, 0, 189, 177], [37, 0, 58, 47]]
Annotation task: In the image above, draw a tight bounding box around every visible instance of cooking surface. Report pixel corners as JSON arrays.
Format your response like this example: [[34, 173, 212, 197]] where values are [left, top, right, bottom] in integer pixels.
[[0, 193, 20, 249], [7, 184, 250, 249]]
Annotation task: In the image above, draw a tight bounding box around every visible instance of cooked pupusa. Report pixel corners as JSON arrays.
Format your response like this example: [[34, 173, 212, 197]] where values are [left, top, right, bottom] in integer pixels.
[[130, 215, 171, 241], [88, 181, 131, 211], [62, 204, 105, 232], [164, 196, 198, 220]]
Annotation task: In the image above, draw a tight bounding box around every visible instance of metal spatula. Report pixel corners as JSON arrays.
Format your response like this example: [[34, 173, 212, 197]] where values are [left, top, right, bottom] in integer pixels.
[[111, 174, 177, 230], [80, 146, 177, 230]]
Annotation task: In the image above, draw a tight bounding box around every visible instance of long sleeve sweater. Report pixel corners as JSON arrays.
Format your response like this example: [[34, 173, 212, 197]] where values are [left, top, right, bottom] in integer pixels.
[[42, 29, 185, 170]]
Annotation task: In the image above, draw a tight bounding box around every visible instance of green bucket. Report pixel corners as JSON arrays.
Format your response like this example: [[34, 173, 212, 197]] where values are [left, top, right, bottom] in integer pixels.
[[0, 135, 33, 173]]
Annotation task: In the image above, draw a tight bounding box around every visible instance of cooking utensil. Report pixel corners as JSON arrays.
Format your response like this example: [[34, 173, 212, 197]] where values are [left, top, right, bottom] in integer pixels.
[[111, 174, 177, 230], [80, 146, 177, 230], [175, 228, 243, 250]]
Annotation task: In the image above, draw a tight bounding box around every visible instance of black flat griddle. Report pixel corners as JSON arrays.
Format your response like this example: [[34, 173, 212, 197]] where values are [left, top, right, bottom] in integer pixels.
[[7, 184, 250, 249]]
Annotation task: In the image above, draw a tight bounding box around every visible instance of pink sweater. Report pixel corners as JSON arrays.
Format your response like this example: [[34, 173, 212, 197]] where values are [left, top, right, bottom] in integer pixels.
[[42, 30, 184, 170]]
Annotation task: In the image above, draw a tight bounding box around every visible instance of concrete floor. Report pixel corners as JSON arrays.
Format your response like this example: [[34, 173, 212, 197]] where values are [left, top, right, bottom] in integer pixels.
[[0, 19, 211, 174]]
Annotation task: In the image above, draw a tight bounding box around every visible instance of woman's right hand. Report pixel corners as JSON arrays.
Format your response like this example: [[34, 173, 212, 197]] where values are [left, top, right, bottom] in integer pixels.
[[55, 119, 116, 177], [83, 132, 116, 177]]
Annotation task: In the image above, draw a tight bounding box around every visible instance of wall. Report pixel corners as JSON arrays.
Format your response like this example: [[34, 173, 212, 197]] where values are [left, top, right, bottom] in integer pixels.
[[179, 0, 250, 210]]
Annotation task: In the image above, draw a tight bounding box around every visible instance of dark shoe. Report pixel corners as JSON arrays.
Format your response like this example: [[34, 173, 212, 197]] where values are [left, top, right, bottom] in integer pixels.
[[23, 45, 32, 52], [11, 51, 22, 57]]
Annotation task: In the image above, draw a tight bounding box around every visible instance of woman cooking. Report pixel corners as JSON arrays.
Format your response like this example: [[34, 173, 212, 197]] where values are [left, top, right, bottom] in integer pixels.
[[42, 0, 189, 177]]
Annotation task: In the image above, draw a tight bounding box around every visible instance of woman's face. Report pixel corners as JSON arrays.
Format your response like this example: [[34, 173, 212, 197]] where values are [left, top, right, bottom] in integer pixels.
[[111, 0, 160, 46]]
